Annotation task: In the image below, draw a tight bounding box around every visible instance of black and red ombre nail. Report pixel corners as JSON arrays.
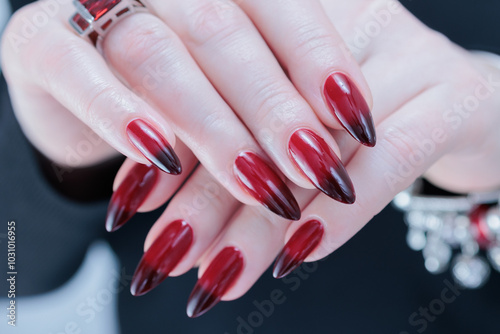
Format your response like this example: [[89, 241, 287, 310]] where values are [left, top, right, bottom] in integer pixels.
[[130, 220, 193, 296], [323, 72, 376, 147], [126, 119, 182, 175], [105, 163, 159, 232], [234, 152, 300, 221], [186, 247, 244, 318], [273, 220, 324, 279], [289, 129, 355, 204]]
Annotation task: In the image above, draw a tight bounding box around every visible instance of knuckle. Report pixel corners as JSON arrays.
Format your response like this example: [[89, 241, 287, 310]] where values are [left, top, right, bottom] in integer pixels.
[[182, 172, 230, 218], [199, 182, 228, 215], [38, 35, 120, 124], [192, 108, 227, 142], [380, 121, 424, 167], [84, 86, 118, 126], [37, 36, 84, 86], [377, 113, 452, 192], [291, 20, 338, 61], [246, 78, 298, 126], [115, 16, 180, 73], [182, 0, 244, 46], [246, 206, 281, 232]]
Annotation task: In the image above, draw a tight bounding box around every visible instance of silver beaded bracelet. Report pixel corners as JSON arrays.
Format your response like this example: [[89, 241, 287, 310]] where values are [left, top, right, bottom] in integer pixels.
[[392, 178, 500, 288]]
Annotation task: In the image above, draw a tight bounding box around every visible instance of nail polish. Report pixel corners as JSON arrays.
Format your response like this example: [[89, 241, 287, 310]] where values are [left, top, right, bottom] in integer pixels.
[[289, 129, 355, 204], [126, 119, 182, 175], [323, 72, 376, 147], [273, 220, 324, 279], [130, 220, 193, 296], [105, 163, 159, 232], [234, 152, 300, 220], [186, 247, 244, 318]]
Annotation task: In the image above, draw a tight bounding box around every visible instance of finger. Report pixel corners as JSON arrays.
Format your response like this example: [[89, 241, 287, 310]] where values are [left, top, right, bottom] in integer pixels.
[[239, 0, 376, 147], [98, 12, 300, 220], [4, 3, 182, 174], [129, 166, 241, 296], [105, 140, 198, 232], [321, 0, 440, 127], [149, 0, 355, 203], [281, 88, 456, 270], [185, 185, 316, 318]]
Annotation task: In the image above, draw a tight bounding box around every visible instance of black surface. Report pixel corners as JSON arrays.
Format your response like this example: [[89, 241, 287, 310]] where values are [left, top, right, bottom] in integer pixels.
[[1, 0, 500, 333]]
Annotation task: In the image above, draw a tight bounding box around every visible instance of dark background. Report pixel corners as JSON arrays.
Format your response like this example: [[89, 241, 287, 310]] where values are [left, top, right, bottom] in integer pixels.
[[1, 0, 500, 333]]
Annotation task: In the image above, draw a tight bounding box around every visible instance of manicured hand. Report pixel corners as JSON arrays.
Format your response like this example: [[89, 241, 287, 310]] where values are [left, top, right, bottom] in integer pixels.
[[2, 0, 374, 220], [109, 0, 500, 317]]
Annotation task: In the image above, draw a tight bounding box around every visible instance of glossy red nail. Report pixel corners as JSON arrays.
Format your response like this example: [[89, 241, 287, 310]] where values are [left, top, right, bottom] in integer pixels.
[[130, 220, 193, 296], [234, 152, 300, 220], [186, 247, 244, 318], [273, 220, 324, 279], [105, 163, 159, 232], [323, 73, 376, 147], [126, 119, 182, 175], [289, 129, 355, 204]]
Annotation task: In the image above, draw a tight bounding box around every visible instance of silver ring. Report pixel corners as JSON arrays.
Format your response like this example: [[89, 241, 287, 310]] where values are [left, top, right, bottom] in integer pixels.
[[70, 0, 148, 47]]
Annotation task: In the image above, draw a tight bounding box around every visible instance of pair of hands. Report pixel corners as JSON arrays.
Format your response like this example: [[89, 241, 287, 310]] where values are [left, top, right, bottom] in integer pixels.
[[3, 0, 500, 317]]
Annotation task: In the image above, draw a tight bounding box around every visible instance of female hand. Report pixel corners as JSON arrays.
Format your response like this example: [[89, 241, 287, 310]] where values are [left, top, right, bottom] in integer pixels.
[[112, 0, 500, 317], [1, 0, 375, 221]]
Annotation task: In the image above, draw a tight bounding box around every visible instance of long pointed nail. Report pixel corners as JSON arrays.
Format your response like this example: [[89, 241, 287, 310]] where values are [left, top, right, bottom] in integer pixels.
[[289, 129, 355, 204], [186, 247, 244, 318], [126, 119, 182, 175], [130, 220, 193, 296], [234, 152, 301, 220], [324, 73, 376, 147], [273, 220, 324, 279], [105, 164, 159, 232]]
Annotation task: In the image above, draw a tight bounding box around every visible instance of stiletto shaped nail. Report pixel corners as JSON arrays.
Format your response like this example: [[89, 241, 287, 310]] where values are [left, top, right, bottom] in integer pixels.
[[105, 164, 159, 232], [273, 220, 324, 279], [186, 247, 244, 318], [289, 129, 355, 204], [234, 152, 300, 220], [130, 220, 193, 296], [126, 119, 182, 175], [323, 73, 376, 147]]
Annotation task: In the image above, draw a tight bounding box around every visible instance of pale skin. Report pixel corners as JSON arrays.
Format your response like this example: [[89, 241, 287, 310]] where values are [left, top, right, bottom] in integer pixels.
[[3, 0, 500, 305]]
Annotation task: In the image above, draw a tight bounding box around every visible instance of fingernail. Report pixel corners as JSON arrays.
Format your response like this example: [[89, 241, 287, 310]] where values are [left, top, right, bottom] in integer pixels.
[[130, 220, 193, 296], [323, 72, 376, 147], [273, 220, 324, 279], [105, 163, 159, 232], [126, 119, 182, 175], [234, 152, 301, 220], [186, 247, 244, 318], [289, 129, 355, 204]]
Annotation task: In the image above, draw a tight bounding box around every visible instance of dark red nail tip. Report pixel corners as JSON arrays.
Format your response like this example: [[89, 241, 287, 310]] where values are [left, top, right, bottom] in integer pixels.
[[289, 129, 355, 204], [186, 247, 244, 318], [105, 163, 159, 232], [323, 73, 376, 147], [273, 220, 324, 279], [234, 152, 301, 220], [130, 220, 193, 296], [126, 119, 182, 175]]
